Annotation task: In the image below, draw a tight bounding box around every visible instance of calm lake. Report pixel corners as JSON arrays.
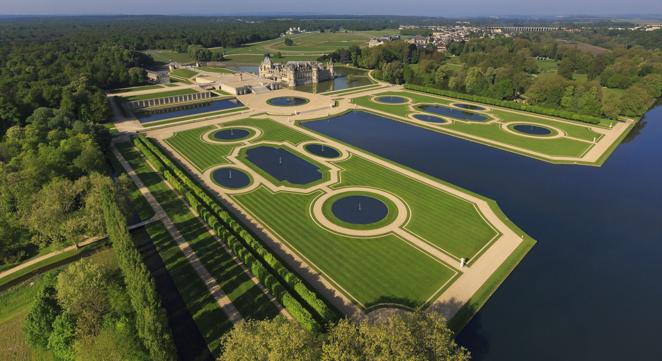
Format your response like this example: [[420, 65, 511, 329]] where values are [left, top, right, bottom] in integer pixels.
[[304, 107, 662, 361]]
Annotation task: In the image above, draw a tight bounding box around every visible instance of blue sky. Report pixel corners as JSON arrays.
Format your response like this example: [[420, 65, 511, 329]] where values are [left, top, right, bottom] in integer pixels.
[[0, 0, 660, 17]]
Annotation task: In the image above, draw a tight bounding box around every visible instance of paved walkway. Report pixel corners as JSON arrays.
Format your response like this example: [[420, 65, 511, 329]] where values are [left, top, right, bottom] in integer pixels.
[[0, 217, 161, 281], [112, 143, 244, 324], [112, 139, 288, 321]]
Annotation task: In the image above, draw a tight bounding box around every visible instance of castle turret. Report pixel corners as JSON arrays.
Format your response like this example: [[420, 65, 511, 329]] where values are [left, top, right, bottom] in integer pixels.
[[259, 54, 273, 78], [312, 66, 319, 84], [328, 61, 335, 79]]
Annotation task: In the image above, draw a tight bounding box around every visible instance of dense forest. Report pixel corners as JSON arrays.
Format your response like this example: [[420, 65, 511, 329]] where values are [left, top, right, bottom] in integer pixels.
[[0, 16, 411, 265], [323, 32, 662, 119]]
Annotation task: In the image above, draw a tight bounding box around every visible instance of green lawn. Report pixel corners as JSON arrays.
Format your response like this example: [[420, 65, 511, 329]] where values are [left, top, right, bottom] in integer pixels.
[[165, 118, 312, 171], [536, 59, 559, 73], [199, 66, 234, 74], [221, 31, 382, 57], [333, 156, 497, 259], [115, 141, 279, 355], [352, 91, 600, 158], [170, 68, 199, 79], [108, 84, 164, 93], [141, 107, 247, 128], [236, 188, 457, 308], [163, 117, 505, 308], [124, 88, 199, 102]]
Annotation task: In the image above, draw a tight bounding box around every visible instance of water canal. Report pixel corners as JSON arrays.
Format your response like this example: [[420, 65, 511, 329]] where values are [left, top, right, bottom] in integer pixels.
[[303, 108, 662, 361]]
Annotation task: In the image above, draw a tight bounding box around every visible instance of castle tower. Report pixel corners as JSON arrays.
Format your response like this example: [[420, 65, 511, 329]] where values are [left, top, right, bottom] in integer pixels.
[[259, 54, 273, 78], [286, 67, 296, 87], [328, 61, 335, 79], [312, 66, 319, 84]]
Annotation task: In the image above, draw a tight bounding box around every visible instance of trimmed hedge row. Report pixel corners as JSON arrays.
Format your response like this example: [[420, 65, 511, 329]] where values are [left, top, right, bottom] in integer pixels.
[[132, 136, 338, 330], [100, 182, 176, 361], [405, 84, 607, 125]]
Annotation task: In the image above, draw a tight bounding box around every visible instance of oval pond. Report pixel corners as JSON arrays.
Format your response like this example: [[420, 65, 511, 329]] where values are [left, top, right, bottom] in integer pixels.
[[305, 143, 341, 158], [419, 105, 488, 122], [512, 124, 553, 136], [211, 168, 251, 189]]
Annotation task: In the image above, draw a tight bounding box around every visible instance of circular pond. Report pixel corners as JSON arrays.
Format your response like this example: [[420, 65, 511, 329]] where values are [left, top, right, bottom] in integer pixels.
[[413, 113, 447, 124], [304, 143, 341, 158], [454, 103, 486, 111], [211, 128, 250, 141], [331, 195, 388, 225], [374, 96, 409, 104], [512, 124, 553, 136], [211, 168, 251, 189], [267, 96, 310, 106]]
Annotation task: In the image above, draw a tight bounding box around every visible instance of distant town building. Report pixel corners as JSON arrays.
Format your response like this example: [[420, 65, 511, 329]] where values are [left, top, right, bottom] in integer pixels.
[[286, 27, 305, 35], [408, 35, 431, 47], [259, 55, 334, 87], [368, 35, 400, 47]]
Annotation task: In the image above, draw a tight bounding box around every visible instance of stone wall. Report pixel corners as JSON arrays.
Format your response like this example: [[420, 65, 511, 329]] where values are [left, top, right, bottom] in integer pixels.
[[128, 91, 214, 110]]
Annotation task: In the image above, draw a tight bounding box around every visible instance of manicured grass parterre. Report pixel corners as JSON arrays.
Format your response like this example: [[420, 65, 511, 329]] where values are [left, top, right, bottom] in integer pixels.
[[352, 91, 602, 158], [162, 117, 502, 309], [124, 88, 199, 102], [236, 187, 457, 308], [108, 84, 164, 93], [333, 155, 498, 260], [165, 119, 312, 171]]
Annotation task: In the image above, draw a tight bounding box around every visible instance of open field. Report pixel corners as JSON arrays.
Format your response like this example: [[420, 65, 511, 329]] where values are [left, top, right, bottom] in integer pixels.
[[124, 88, 199, 101], [222, 31, 388, 56], [351, 90, 605, 159], [536, 59, 559, 73], [160, 117, 507, 309], [115, 141, 280, 355]]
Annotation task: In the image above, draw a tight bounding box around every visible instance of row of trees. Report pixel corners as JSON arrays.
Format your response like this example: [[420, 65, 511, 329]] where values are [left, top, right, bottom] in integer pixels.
[[132, 135, 338, 331], [219, 313, 471, 361], [99, 180, 176, 360], [186, 45, 225, 62]]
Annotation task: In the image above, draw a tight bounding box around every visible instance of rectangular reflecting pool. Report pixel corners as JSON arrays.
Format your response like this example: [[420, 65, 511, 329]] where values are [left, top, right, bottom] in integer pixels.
[[245, 146, 323, 185], [135, 98, 243, 123]]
